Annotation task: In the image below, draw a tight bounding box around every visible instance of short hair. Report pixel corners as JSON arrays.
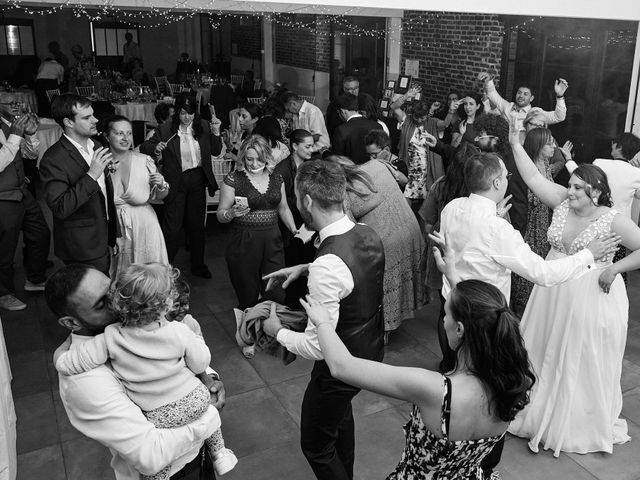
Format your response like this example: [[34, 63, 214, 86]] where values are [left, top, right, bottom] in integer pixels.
[[364, 129, 390, 149], [342, 76, 359, 85], [281, 92, 301, 104], [523, 127, 554, 161], [154, 103, 173, 125], [464, 152, 503, 192], [409, 100, 431, 122], [110, 263, 179, 328], [100, 114, 131, 137], [261, 98, 285, 119], [334, 92, 358, 112], [449, 279, 535, 421], [295, 160, 346, 210], [515, 83, 536, 97], [522, 108, 546, 129], [238, 134, 275, 173], [613, 132, 640, 160], [290, 129, 313, 145], [572, 164, 613, 207], [457, 92, 484, 121], [51, 94, 92, 129], [473, 114, 510, 156], [44, 264, 95, 317]]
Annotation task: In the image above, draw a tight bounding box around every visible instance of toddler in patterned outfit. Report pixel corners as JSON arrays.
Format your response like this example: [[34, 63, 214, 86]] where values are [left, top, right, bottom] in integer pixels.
[[55, 263, 237, 478]]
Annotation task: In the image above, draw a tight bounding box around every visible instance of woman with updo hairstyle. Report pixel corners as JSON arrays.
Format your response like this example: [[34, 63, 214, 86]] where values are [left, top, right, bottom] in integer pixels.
[[299, 278, 534, 479], [508, 123, 640, 456], [217, 134, 298, 310]]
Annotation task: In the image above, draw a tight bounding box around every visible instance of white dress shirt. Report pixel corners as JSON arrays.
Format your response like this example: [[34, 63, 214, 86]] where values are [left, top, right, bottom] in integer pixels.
[[566, 158, 640, 219], [64, 134, 108, 217], [177, 124, 202, 171], [0, 118, 39, 173], [36, 60, 64, 83], [58, 334, 220, 479], [439, 193, 594, 300], [484, 79, 566, 132], [277, 215, 355, 360], [292, 101, 331, 152]]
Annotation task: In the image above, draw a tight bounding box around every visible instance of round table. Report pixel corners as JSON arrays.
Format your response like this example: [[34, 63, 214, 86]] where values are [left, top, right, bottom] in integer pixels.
[[113, 102, 158, 125], [35, 120, 63, 165], [0, 89, 38, 113]]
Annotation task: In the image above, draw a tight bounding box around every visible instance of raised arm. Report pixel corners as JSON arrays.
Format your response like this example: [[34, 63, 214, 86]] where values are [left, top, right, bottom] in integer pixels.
[[479, 72, 512, 114], [507, 112, 567, 209], [539, 79, 568, 125], [301, 296, 442, 407]]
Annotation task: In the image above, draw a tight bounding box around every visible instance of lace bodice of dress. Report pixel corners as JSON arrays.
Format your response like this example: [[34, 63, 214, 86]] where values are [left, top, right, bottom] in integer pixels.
[[547, 199, 618, 263]]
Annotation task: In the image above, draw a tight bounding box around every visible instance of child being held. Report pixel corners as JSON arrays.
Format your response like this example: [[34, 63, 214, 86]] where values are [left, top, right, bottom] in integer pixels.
[[55, 263, 237, 478]]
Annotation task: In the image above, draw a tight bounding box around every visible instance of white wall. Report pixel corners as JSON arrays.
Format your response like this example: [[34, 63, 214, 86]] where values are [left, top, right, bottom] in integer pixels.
[[273, 64, 330, 111]]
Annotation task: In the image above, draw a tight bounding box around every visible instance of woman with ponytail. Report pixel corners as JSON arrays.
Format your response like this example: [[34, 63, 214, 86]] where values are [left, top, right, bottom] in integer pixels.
[[300, 279, 535, 479]]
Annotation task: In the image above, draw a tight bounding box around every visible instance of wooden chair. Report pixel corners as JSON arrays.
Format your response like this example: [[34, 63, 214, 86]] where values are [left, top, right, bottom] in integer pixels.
[[253, 79, 262, 91], [205, 152, 234, 225], [300, 95, 315, 105], [230, 74, 243, 85], [169, 83, 185, 96], [154, 76, 169, 96], [46, 89, 60, 103], [247, 97, 263, 105], [76, 86, 95, 97]]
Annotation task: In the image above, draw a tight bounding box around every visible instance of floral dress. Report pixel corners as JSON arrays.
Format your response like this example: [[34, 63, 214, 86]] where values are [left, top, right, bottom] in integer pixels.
[[387, 376, 504, 480], [404, 126, 443, 201]]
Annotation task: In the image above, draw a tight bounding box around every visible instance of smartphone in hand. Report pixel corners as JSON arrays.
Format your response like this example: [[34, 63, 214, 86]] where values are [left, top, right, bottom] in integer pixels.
[[234, 196, 249, 209]]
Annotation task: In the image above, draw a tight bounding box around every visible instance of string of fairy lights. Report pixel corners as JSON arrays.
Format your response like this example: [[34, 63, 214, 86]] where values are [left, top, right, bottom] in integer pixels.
[[3, 0, 638, 50]]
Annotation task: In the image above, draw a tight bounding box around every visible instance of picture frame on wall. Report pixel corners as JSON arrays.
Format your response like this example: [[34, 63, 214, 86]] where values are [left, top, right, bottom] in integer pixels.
[[397, 75, 411, 93], [384, 89, 393, 98], [387, 80, 396, 89], [380, 99, 389, 109]]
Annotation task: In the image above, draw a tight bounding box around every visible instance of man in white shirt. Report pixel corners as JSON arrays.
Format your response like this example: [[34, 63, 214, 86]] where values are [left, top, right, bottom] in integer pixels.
[[0, 105, 50, 311], [263, 160, 385, 480], [432, 151, 618, 479], [283, 93, 330, 154], [35, 57, 65, 116], [46, 264, 226, 479], [40, 94, 119, 275], [478, 71, 568, 134]]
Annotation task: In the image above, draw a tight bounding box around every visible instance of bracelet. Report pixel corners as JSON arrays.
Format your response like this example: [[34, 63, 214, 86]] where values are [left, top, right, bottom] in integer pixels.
[[556, 95, 564, 99]]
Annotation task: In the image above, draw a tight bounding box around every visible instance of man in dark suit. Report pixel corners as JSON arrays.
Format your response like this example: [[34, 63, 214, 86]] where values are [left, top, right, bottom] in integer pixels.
[[40, 94, 118, 275], [0, 105, 50, 311], [329, 92, 382, 165], [325, 76, 360, 138], [140, 93, 221, 278]]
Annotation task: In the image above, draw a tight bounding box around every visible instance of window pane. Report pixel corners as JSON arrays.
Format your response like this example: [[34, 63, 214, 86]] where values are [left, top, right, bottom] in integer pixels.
[[105, 28, 117, 56], [19, 26, 34, 55], [95, 28, 107, 56], [5, 25, 20, 55]]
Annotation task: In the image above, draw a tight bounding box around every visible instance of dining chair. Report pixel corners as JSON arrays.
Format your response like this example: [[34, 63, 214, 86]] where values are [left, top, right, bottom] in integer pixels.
[[247, 97, 263, 105], [46, 89, 60, 103], [206, 153, 234, 225], [300, 95, 316, 105], [230, 74, 243, 85], [76, 86, 95, 97], [168, 83, 185, 96], [154, 76, 169, 96], [253, 79, 262, 91]]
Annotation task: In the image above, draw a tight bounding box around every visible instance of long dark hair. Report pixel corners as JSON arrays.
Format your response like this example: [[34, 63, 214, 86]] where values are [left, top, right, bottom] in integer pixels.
[[572, 164, 613, 207], [449, 280, 536, 422], [325, 155, 378, 198], [457, 92, 484, 122], [436, 142, 474, 210]]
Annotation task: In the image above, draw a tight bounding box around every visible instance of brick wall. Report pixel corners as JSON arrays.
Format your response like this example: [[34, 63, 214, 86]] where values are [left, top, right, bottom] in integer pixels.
[[400, 11, 506, 103], [275, 14, 330, 73], [230, 16, 262, 60]]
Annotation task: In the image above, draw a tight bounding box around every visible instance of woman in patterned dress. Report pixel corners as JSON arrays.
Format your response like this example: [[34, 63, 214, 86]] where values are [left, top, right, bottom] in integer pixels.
[[510, 128, 556, 315], [507, 118, 640, 456], [300, 279, 535, 479]]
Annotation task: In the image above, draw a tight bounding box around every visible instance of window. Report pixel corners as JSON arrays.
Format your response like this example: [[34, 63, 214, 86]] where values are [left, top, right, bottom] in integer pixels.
[[91, 21, 139, 57], [0, 19, 35, 56]]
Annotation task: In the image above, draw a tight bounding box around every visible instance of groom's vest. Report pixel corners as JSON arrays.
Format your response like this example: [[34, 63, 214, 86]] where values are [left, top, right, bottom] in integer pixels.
[[312, 224, 385, 381]]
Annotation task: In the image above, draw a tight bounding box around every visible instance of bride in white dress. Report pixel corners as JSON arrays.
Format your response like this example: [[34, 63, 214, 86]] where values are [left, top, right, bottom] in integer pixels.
[[104, 116, 169, 278], [506, 114, 638, 457]]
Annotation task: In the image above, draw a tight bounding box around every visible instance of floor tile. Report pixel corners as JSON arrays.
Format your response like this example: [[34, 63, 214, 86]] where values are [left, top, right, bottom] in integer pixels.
[[15, 391, 58, 454], [622, 386, 640, 426], [221, 440, 313, 480], [221, 387, 300, 459], [17, 444, 66, 480], [8, 350, 51, 398], [197, 313, 237, 353], [52, 390, 83, 443], [621, 359, 640, 393], [2, 313, 43, 355], [61, 436, 116, 480], [247, 348, 313, 386], [268, 375, 308, 425], [210, 345, 266, 396]]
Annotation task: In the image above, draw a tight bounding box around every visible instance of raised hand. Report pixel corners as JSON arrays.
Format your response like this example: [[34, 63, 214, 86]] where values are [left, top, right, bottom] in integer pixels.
[[554, 78, 569, 97], [429, 101, 441, 115], [559, 140, 574, 160], [586, 232, 621, 262], [210, 114, 222, 136], [477, 72, 494, 84], [9, 115, 29, 138], [459, 120, 467, 135], [496, 194, 513, 218], [506, 110, 520, 145], [23, 114, 39, 136], [87, 147, 113, 181]]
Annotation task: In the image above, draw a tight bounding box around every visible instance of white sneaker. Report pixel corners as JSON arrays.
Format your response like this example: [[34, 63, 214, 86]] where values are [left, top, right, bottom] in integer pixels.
[[0, 294, 26, 311], [24, 280, 46, 292], [213, 448, 238, 476]]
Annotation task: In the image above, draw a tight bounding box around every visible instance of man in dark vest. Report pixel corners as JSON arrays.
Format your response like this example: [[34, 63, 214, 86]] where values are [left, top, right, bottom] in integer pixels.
[[264, 160, 385, 480], [0, 105, 50, 311]]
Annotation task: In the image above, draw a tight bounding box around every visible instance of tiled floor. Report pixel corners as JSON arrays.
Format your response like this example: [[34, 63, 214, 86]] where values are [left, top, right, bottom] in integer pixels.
[[4, 222, 640, 480]]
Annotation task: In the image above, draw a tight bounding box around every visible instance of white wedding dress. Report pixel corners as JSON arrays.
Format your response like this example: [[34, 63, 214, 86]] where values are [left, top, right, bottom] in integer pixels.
[[509, 200, 630, 456]]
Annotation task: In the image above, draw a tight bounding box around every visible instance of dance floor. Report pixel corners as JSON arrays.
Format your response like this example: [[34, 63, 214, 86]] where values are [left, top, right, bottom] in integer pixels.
[[5, 221, 640, 480]]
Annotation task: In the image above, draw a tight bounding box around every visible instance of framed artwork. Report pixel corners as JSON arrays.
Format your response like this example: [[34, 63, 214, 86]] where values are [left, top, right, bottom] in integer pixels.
[[384, 89, 393, 98], [379, 99, 389, 109], [387, 80, 396, 89], [381, 110, 388, 117], [397, 75, 411, 93]]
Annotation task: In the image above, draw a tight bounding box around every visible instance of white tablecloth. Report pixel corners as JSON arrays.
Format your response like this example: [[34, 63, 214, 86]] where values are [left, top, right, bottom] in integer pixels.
[[35, 121, 63, 165], [0, 318, 17, 480], [113, 102, 157, 125], [0, 89, 38, 114]]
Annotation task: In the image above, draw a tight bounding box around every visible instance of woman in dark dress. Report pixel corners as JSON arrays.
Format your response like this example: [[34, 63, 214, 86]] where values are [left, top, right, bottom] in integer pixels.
[[451, 92, 484, 148], [216, 134, 298, 309]]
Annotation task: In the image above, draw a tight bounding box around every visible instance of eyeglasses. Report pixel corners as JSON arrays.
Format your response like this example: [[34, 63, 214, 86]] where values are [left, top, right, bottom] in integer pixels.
[[110, 130, 132, 137], [474, 135, 498, 141]]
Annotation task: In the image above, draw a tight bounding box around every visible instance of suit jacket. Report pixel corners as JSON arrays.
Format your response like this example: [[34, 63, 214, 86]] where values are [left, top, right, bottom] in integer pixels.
[[40, 135, 118, 262], [330, 116, 382, 165], [140, 119, 221, 195]]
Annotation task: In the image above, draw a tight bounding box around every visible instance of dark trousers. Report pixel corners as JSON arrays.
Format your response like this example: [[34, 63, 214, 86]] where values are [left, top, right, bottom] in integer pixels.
[[163, 168, 206, 269], [0, 193, 50, 296], [300, 371, 360, 480], [35, 78, 58, 117], [282, 234, 315, 310], [225, 225, 285, 309], [170, 447, 215, 479], [437, 291, 456, 373]]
